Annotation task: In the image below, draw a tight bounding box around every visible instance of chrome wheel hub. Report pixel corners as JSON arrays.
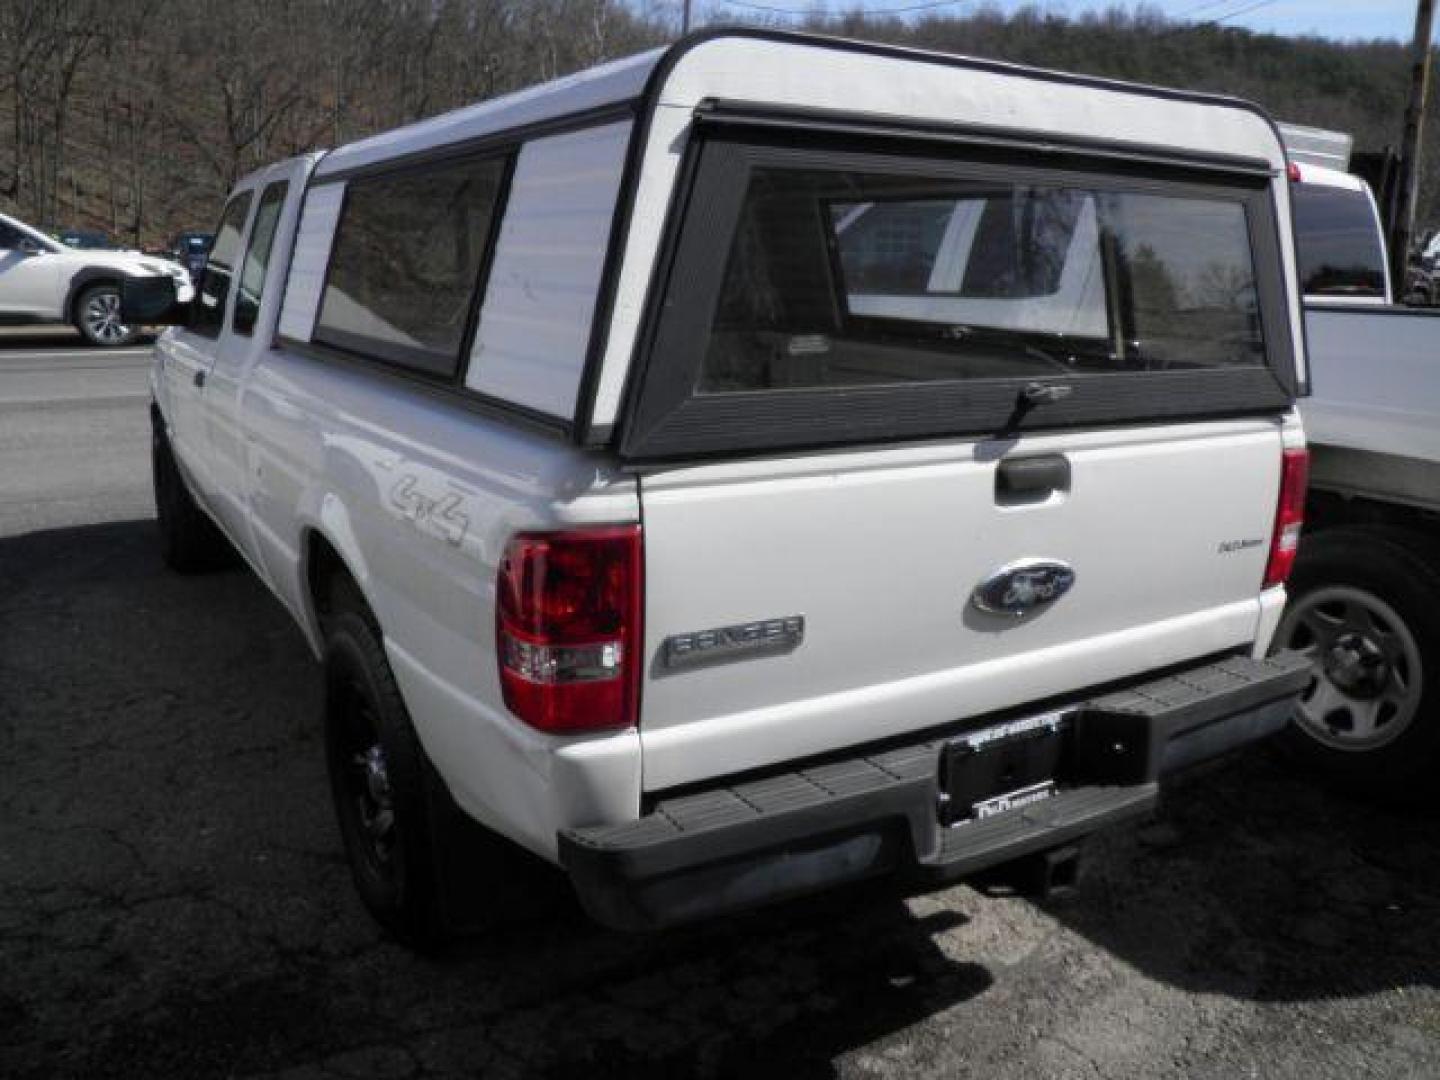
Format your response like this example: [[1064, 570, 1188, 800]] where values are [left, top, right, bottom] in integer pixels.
[[84, 291, 130, 343]]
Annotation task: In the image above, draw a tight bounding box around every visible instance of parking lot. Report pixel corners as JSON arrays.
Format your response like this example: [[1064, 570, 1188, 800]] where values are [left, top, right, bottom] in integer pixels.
[[1, 337, 1438, 1079]]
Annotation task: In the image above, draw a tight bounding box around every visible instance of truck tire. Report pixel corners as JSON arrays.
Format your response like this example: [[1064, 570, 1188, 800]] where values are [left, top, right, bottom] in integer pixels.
[[74, 282, 138, 347], [152, 416, 230, 573], [1274, 526, 1440, 799], [321, 578, 562, 947], [322, 587, 448, 948]]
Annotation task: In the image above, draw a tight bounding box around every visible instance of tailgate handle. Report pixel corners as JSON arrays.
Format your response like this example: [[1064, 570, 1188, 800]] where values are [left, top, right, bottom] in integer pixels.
[[996, 455, 1070, 505]]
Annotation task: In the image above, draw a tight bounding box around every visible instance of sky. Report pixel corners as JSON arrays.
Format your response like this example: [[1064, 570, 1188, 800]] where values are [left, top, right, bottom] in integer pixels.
[[683, 1, 1425, 43]]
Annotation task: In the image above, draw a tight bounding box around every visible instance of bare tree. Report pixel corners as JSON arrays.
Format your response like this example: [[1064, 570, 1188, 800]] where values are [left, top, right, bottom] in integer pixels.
[[20, 2, 1421, 249]]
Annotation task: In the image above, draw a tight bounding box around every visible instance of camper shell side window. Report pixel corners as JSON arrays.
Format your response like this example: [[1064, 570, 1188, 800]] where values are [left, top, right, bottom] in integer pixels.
[[314, 154, 510, 379], [275, 119, 634, 434]]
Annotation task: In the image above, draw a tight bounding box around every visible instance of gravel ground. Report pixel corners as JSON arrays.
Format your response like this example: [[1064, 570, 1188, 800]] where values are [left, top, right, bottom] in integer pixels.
[[1, 344, 1438, 1078]]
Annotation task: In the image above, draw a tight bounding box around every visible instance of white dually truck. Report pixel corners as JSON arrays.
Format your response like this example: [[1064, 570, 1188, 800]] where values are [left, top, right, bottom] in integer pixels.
[[1273, 128, 1440, 796], [127, 30, 1311, 944]]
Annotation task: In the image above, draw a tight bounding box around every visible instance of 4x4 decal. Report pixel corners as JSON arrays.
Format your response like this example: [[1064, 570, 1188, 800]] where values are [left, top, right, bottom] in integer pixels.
[[388, 474, 470, 548]]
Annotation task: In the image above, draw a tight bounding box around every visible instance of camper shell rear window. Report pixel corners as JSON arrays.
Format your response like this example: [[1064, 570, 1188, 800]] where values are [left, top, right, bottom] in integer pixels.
[[620, 127, 1297, 459]]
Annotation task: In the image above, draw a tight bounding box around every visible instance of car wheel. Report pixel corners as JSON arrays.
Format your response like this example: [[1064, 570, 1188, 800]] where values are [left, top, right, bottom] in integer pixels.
[[75, 283, 137, 346], [152, 414, 229, 573], [1274, 526, 1440, 800]]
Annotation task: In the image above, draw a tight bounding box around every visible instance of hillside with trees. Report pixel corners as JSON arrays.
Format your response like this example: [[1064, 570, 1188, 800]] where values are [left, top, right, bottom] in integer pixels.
[[0, 1, 1430, 246]]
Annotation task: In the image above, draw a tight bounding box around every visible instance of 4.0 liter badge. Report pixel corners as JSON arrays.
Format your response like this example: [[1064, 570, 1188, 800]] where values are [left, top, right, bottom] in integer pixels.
[[972, 559, 1076, 617]]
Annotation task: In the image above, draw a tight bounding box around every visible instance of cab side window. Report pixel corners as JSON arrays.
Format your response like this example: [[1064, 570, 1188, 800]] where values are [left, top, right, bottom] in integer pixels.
[[0, 222, 25, 250], [233, 181, 289, 336], [191, 192, 253, 339]]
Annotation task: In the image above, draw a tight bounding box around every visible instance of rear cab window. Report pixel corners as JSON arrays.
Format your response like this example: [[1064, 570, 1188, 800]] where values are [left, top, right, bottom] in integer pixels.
[[1291, 182, 1387, 298], [622, 131, 1297, 458]]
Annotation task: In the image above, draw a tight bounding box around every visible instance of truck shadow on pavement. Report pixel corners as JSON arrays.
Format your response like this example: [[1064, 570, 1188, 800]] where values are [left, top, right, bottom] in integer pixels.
[[0, 519, 994, 1080], [1040, 750, 1440, 1006], [3, 520, 1436, 1079]]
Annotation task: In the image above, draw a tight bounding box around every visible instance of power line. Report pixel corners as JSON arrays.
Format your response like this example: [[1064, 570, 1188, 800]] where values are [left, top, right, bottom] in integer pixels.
[[1152, 0, 1275, 34], [714, 0, 1273, 29], [1195, 0, 1276, 27], [1170, 0, 1239, 17], [718, 0, 968, 17]]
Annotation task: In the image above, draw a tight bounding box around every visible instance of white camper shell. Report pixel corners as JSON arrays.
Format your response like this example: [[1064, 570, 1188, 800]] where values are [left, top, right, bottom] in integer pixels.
[[140, 30, 1311, 940], [277, 30, 1309, 442]]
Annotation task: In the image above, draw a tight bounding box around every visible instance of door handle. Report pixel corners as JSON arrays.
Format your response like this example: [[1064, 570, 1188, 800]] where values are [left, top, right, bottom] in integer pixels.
[[193, 368, 206, 389], [996, 454, 1070, 505]]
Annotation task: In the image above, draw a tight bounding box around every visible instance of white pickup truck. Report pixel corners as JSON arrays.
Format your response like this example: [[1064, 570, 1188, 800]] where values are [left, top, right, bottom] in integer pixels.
[[1270, 139, 1440, 796], [129, 30, 1311, 944]]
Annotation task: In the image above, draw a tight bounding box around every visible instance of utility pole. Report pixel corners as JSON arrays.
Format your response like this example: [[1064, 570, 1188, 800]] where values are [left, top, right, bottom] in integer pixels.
[[681, 0, 692, 34], [1392, 0, 1436, 287]]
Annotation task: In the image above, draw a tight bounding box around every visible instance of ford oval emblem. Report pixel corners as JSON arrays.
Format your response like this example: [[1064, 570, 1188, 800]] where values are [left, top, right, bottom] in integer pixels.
[[972, 559, 1076, 618]]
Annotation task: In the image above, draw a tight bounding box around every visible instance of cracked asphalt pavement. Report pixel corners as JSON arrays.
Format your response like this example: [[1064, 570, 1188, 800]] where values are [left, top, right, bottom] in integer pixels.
[[2, 336, 1438, 1078]]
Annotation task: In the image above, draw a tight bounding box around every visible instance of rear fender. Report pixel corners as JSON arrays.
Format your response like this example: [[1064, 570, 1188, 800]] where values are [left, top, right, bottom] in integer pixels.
[[294, 495, 373, 656]]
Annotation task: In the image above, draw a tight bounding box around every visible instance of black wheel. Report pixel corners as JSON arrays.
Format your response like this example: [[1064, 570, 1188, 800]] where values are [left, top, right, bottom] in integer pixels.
[[151, 415, 229, 573], [74, 283, 138, 346], [1274, 526, 1440, 799], [323, 591, 447, 948], [321, 578, 565, 946]]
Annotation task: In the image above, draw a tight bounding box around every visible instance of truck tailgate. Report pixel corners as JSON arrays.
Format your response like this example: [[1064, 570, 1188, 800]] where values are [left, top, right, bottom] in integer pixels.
[[637, 419, 1282, 790]]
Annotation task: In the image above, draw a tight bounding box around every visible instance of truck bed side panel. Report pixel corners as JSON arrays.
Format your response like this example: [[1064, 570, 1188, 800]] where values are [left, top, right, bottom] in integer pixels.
[[1303, 305, 1440, 502], [242, 350, 643, 854]]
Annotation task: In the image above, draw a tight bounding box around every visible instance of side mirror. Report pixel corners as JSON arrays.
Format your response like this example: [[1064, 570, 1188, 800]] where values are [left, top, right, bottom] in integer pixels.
[[18, 238, 45, 256], [121, 275, 190, 326]]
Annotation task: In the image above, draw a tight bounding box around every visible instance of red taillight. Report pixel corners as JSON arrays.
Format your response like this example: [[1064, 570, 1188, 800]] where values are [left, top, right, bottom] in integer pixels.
[[495, 525, 643, 734], [1264, 447, 1309, 588], [1287, 160, 1302, 183]]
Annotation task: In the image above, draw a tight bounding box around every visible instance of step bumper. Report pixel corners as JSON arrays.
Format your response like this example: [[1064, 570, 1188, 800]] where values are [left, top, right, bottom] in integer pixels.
[[559, 652, 1311, 931]]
